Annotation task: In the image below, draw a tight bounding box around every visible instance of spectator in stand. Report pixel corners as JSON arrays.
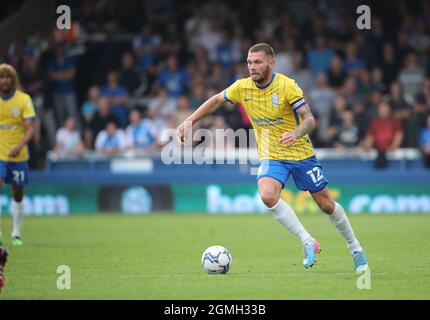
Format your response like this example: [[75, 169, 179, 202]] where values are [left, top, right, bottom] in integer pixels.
[[215, 99, 244, 132], [289, 53, 313, 93], [119, 52, 142, 96], [272, 39, 293, 77], [208, 115, 236, 150], [307, 35, 334, 76], [206, 64, 229, 92], [175, 96, 194, 125], [147, 87, 177, 127], [327, 96, 348, 144], [48, 44, 78, 127], [388, 82, 411, 146], [410, 20, 430, 55], [341, 77, 360, 107], [415, 78, 430, 106], [133, 25, 161, 72], [420, 114, 430, 168], [95, 120, 129, 155], [85, 96, 117, 148], [159, 22, 184, 58], [189, 82, 207, 110], [354, 32, 377, 70], [370, 68, 386, 93], [157, 114, 179, 148], [343, 42, 365, 75], [189, 44, 211, 76], [366, 90, 384, 119], [21, 55, 52, 164], [398, 52, 425, 101], [213, 30, 240, 70], [365, 17, 386, 66], [361, 102, 404, 168], [352, 102, 369, 141], [396, 31, 414, 69], [333, 109, 360, 149], [357, 69, 373, 97], [125, 109, 157, 151], [381, 43, 399, 88], [21, 56, 44, 111], [54, 116, 84, 157], [197, 18, 222, 57], [327, 55, 347, 90], [155, 55, 191, 97], [310, 74, 336, 145], [81, 85, 100, 127], [406, 96, 430, 147], [101, 70, 130, 128], [358, 68, 385, 97]]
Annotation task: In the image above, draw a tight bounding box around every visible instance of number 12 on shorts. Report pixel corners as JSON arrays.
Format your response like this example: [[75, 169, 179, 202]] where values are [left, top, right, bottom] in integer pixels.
[[306, 167, 323, 185]]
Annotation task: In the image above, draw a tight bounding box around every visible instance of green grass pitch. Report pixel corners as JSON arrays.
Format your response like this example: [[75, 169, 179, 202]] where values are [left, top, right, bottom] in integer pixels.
[[1, 213, 429, 299]]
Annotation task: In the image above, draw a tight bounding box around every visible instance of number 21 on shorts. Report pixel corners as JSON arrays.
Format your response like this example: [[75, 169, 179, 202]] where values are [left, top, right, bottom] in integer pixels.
[[13, 170, 25, 184]]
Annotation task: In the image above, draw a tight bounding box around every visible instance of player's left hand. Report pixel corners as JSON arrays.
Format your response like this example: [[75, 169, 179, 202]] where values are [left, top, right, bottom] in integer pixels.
[[8, 145, 22, 158], [279, 132, 297, 148]]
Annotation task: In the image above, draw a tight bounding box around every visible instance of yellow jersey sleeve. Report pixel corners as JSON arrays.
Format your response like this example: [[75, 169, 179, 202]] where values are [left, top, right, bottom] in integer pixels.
[[285, 79, 306, 111], [22, 94, 36, 119], [224, 80, 241, 105]]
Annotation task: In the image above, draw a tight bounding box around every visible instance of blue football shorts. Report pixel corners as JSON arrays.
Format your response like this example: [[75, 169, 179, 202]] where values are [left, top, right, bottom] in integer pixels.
[[257, 156, 329, 193], [0, 160, 29, 187]]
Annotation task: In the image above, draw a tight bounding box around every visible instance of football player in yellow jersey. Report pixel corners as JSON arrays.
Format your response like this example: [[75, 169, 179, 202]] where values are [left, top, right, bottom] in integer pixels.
[[177, 43, 368, 273], [0, 63, 36, 248]]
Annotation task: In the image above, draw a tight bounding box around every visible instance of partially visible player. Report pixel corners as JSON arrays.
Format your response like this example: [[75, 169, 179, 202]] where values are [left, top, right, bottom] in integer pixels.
[[177, 43, 368, 273], [0, 63, 36, 246], [0, 246, 8, 292]]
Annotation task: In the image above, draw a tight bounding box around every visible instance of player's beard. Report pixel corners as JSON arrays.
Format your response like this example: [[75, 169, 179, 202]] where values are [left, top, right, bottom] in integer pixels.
[[251, 66, 270, 85]]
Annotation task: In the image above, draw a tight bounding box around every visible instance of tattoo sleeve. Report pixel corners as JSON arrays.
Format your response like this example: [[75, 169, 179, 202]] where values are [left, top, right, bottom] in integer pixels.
[[293, 104, 316, 138]]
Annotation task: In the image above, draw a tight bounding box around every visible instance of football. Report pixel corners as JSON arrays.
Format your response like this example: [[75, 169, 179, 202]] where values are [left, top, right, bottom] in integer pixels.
[[201, 245, 232, 274]]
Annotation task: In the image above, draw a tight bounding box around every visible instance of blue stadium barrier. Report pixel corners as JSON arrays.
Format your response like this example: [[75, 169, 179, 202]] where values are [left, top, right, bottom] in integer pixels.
[[30, 158, 430, 186]]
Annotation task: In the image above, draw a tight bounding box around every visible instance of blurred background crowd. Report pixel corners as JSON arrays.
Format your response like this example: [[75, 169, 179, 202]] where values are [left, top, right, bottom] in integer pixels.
[[1, 0, 430, 169]]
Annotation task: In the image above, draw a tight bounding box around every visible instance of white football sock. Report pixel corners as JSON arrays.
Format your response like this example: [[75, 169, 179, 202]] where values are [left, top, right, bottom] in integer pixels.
[[11, 200, 24, 238], [329, 202, 362, 253], [270, 199, 313, 245]]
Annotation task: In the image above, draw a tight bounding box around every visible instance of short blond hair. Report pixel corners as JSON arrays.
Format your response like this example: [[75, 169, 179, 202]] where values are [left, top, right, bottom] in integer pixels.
[[0, 63, 22, 90], [249, 43, 275, 57]]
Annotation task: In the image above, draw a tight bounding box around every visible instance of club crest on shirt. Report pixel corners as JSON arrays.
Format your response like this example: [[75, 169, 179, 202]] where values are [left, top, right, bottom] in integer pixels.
[[12, 107, 19, 117], [272, 94, 279, 106]]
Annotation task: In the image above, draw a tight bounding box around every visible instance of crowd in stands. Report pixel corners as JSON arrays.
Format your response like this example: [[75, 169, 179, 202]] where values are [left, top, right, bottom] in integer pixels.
[[1, 0, 430, 168]]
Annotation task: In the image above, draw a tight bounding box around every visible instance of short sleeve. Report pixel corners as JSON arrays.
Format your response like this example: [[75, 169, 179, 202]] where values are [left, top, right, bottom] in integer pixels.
[[224, 80, 241, 105], [22, 94, 36, 119], [285, 79, 306, 111]]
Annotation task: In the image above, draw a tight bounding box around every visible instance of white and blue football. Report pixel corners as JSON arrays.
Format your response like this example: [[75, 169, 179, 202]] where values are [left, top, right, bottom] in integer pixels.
[[201, 245, 232, 274]]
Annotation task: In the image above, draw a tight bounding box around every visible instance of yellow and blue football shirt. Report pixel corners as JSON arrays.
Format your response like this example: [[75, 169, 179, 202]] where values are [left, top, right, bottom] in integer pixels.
[[224, 73, 315, 161], [0, 90, 36, 162]]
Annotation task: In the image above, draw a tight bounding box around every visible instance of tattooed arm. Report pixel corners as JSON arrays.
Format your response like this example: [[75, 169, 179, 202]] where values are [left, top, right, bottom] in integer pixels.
[[279, 104, 315, 147]]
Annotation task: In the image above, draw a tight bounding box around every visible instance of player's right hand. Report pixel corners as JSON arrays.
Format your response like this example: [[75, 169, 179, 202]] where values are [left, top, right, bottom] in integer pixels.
[[176, 122, 186, 143], [8, 145, 22, 158], [176, 120, 192, 144]]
